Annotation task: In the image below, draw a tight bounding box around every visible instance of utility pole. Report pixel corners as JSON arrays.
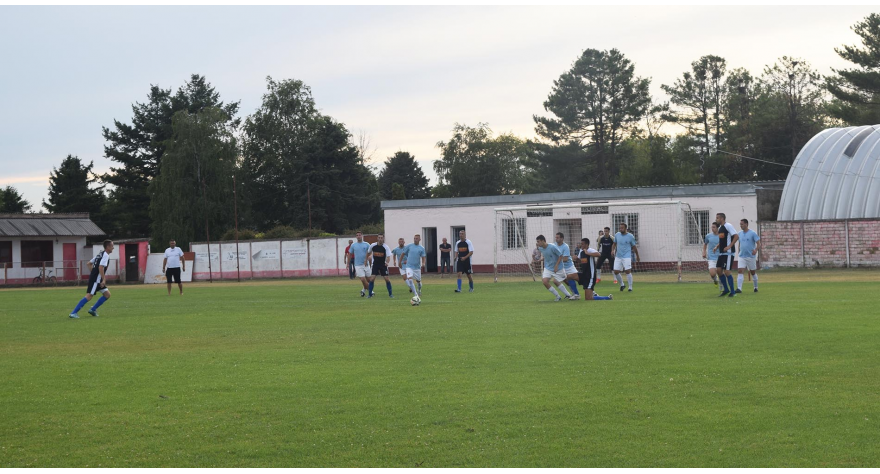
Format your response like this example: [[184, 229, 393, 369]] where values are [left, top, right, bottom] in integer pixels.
[[307, 178, 312, 239], [201, 177, 213, 283], [233, 174, 240, 283]]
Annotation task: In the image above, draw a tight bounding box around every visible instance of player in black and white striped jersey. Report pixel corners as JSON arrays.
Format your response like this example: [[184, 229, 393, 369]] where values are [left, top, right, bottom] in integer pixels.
[[577, 238, 612, 301], [69, 239, 114, 318]]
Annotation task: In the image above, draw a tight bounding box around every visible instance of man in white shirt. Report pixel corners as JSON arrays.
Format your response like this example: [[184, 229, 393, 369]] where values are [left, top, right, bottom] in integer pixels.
[[163, 239, 186, 296]]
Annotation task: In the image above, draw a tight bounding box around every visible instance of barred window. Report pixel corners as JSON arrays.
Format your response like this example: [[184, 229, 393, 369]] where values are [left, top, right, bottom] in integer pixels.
[[612, 213, 639, 242], [581, 206, 609, 215], [502, 218, 527, 250], [685, 210, 711, 245], [554, 219, 583, 244]]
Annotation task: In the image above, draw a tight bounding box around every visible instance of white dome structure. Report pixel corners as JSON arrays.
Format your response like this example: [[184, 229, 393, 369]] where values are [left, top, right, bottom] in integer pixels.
[[777, 125, 880, 220]]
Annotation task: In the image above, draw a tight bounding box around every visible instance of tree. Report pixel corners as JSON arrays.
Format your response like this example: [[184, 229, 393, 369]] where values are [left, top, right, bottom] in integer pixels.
[[534, 48, 651, 188], [101, 74, 239, 238], [0, 186, 32, 213], [391, 183, 406, 200], [377, 151, 431, 199], [42, 155, 107, 228], [240, 77, 380, 233], [826, 13, 880, 124], [434, 123, 533, 197], [148, 107, 238, 251], [760, 57, 825, 162]]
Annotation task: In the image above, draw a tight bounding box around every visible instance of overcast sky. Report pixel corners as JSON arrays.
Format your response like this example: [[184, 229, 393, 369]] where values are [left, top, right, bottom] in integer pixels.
[[1, 5, 876, 209]]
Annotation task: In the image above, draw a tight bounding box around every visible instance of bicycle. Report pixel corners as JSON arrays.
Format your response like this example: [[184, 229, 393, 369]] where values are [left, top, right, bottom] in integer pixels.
[[33, 267, 57, 285]]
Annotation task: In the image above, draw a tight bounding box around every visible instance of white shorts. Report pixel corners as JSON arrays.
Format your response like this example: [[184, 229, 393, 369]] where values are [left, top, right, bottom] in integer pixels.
[[405, 267, 422, 281], [563, 264, 578, 276], [399, 267, 406, 276], [738, 256, 757, 271], [614, 258, 632, 271], [541, 268, 566, 282], [707, 260, 717, 270], [355, 265, 368, 278]]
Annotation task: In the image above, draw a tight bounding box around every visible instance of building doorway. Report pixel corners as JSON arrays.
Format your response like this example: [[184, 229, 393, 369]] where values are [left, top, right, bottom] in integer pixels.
[[423, 227, 437, 273]]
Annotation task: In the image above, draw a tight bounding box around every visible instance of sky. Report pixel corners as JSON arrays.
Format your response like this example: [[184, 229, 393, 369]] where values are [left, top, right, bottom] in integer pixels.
[[0, 5, 877, 209]]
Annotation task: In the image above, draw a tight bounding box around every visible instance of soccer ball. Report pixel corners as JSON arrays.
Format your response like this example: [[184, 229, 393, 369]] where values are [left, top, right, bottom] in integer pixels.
[[410, 295, 421, 306]]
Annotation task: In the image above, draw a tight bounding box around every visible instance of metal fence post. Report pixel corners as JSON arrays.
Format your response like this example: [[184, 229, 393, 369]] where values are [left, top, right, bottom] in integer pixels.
[[845, 220, 851, 268], [800, 222, 806, 268]]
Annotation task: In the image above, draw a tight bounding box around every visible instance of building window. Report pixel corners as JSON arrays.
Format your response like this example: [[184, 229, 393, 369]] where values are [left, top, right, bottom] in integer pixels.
[[554, 219, 583, 244], [685, 210, 711, 245], [612, 213, 639, 241], [0, 241, 11, 267], [527, 209, 553, 217], [502, 218, 527, 250], [581, 206, 609, 215], [21, 241, 53, 268]]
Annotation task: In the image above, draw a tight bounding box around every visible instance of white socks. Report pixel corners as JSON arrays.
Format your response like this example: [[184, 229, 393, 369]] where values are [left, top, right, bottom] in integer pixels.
[[737, 274, 744, 290], [557, 283, 572, 297], [753, 273, 758, 289], [627, 273, 633, 290], [548, 287, 560, 297]]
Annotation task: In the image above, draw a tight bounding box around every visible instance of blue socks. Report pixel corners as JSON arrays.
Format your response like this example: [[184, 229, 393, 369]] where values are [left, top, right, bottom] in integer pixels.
[[457, 278, 462, 291], [91, 296, 108, 310], [469, 280, 473, 290], [386, 281, 393, 296], [567, 280, 579, 295], [719, 274, 729, 292], [72, 297, 88, 314], [368, 281, 374, 294], [727, 274, 735, 292]]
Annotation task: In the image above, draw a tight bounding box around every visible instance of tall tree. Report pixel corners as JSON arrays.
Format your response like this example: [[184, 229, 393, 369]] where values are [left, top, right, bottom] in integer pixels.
[[43, 155, 107, 229], [240, 77, 380, 233], [377, 151, 431, 199], [148, 107, 238, 250], [434, 123, 532, 197], [534, 48, 651, 188], [826, 13, 880, 125], [101, 74, 239, 238], [661, 55, 728, 181], [0, 186, 32, 213], [760, 57, 825, 162]]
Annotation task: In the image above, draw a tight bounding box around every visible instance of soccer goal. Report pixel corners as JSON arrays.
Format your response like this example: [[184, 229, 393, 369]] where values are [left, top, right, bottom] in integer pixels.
[[493, 200, 709, 283]]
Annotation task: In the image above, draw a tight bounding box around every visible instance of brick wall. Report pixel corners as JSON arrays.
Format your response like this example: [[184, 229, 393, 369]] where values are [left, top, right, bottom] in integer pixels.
[[760, 219, 880, 268]]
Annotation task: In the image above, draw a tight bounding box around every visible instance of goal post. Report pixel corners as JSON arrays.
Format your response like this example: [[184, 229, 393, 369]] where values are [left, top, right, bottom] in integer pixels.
[[493, 200, 708, 283]]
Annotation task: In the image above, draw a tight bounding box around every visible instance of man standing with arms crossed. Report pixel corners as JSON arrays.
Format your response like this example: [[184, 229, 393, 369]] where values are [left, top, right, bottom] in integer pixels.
[[736, 218, 761, 293], [596, 227, 616, 284], [454, 229, 474, 293], [438, 237, 452, 278], [162, 239, 186, 296], [713, 212, 740, 298]]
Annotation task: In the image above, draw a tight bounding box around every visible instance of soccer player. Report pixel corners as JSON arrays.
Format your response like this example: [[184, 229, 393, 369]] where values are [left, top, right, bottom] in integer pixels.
[[367, 234, 394, 298], [392, 238, 409, 291], [454, 230, 474, 293], [577, 238, 612, 301], [736, 218, 761, 293], [69, 239, 114, 318], [554, 232, 581, 300], [162, 239, 186, 296], [402, 234, 427, 296], [535, 235, 573, 301], [439, 237, 452, 278], [596, 227, 616, 284], [348, 231, 372, 297], [702, 222, 720, 286], [344, 239, 354, 279], [611, 223, 640, 292], [713, 212, 740, 298]]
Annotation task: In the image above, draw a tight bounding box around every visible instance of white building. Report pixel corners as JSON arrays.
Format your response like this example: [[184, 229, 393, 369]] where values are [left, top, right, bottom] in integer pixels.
[[0, 213, 105, 285], [382, 182, 783, 274]]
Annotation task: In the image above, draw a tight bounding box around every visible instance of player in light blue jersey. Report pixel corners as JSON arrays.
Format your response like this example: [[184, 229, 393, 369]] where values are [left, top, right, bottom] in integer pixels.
[[736, 218, 761, 293], [535, 235, 573, 302], [402, 234, 427, 296], [702, 222, 721, 286], [554, 232, 581, 300], [611, 222, 640, 292], [391, 237, 409, 291], [348, 231, 372, 297]]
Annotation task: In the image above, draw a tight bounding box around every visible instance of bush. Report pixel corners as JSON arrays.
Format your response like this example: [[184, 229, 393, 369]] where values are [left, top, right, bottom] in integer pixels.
[[219, 228, 257, 241], [264, 225, 299, 239], [343, 221, 384, 236]]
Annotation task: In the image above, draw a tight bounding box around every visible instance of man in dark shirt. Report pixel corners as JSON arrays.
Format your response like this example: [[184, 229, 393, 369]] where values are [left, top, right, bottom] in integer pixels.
[[596, 227, 616, 283], [439, 237, 452, 278]]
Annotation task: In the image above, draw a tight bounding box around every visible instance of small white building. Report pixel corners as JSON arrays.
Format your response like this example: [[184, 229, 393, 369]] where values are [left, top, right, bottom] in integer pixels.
[[0, 213, 105, 285], [382, 182, 784, 274]]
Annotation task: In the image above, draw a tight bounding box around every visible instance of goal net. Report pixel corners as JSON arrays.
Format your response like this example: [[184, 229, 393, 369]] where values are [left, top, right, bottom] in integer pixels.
[[493, 201, 709, 283]]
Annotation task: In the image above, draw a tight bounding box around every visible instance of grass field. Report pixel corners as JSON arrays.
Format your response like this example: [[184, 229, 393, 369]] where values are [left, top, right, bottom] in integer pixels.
[[2, 270, 880, 467]]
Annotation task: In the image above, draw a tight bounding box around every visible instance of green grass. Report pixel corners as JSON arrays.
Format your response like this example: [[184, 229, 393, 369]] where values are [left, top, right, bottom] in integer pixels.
[[2, 270, 879, 467]]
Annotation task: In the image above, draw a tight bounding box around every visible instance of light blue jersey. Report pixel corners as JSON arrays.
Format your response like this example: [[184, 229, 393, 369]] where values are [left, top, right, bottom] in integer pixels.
[[704, 232, 720, 260], [558, 242, 576, 271], [349, 241, 371, 265], [391, 246, 406, 266], [539, 244, 562, 271], [738, 229, 760, 258], [402, 243, 426, 269], [614, 232, 637, 258]]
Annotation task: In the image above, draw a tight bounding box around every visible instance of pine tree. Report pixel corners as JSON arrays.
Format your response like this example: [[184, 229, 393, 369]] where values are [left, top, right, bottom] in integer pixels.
[[43, 155, 107, 228]]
